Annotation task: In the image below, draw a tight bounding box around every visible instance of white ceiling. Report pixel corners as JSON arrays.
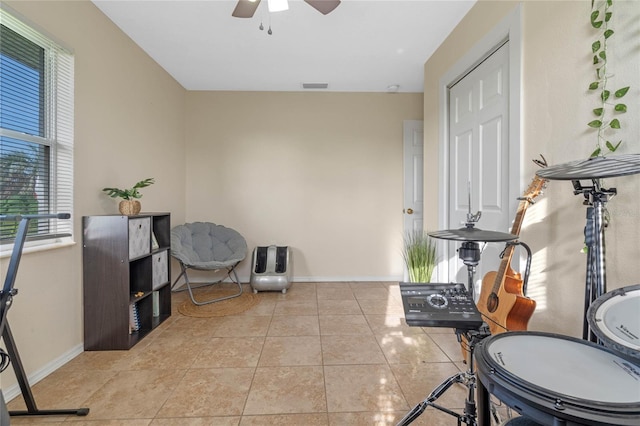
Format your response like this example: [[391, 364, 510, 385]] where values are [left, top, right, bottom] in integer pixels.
[[92, 0, 476, 93]]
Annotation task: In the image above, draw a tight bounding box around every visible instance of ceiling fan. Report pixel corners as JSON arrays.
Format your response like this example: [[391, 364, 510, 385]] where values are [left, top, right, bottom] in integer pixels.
[[232, 0, 341, 18]]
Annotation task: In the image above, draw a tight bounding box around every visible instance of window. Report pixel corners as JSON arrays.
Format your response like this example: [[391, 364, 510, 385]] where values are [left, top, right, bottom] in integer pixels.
[[0, 6, 74, 247]]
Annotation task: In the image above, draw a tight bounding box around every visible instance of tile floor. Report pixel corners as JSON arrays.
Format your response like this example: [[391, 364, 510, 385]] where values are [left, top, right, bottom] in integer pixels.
[[6, 282, 494, 425]]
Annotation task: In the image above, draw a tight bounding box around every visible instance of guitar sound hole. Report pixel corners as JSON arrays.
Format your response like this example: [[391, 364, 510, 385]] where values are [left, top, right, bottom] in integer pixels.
[[487, 293, 499, 313]]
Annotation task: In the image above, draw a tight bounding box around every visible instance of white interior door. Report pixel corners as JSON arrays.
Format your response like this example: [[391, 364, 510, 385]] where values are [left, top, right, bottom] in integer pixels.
[[403, 120, 424, 233], [403, 120, 424, 280], [447, 43, 510, 294]]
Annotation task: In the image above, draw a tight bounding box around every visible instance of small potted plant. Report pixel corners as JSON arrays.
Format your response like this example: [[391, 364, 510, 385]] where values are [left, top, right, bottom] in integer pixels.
[[102, 178, 154, 216], [402, 230, 437, 283]]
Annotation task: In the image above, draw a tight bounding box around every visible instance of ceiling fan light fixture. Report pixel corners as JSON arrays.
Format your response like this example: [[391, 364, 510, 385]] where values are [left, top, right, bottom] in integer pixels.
[[267, 0, 289, 13]]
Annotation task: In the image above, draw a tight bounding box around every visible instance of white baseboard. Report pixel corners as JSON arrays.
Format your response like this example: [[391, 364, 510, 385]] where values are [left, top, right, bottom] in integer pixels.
[[2, 343, 84, 402]]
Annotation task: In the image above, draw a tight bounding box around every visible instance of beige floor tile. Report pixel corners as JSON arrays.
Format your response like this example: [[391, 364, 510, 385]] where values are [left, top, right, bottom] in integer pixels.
[[429, 332, 466, 362], [324, 364, 409, 413], [348, 282, 388, 290], [238, 297, 277, 316], [243, 366, 326, 415], [315, 282, 348, 289], [66, 420, 152, 425], [316, 287, 355, 300], [5, 282, 479, 425], [192, 337, 265, 367], [125, 335, 212, 370], [212, 316, 271, 337], [273, 299, 318, 315], [317, 299, 362, 315], [267, 315, 320, 336], [6, 369, 114, 413], [152, 418, 239, 425], [365, 314, 426, 336], [321, 335, 387, 365], [377, 334, 451, 364], [79, 369, 187, 420], [352, 287, 392, 300], [157, 316, 221, 340], [319, 314, 372, 335], [54, 350, 135, 372], [356, 298, 405, 315], [390, 362, 466, 409], [240, 413, 329, 425], [258, 336, 322, 366], [157, 368, 254, 417], [328, 411, 405, 426]]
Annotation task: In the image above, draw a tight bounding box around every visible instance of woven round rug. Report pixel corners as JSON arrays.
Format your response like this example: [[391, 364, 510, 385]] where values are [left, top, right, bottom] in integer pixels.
[[177, 286, 261, 318]]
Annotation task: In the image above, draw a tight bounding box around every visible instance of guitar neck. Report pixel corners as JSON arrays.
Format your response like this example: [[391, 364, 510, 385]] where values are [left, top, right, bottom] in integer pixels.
[[490, 199, 529, 293]]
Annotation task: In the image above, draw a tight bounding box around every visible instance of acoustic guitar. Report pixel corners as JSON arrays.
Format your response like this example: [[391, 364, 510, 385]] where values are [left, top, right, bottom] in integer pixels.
[[476, 174, 547, 335]]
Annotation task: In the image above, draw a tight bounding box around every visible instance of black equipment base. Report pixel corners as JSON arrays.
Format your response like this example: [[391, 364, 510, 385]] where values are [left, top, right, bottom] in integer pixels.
[[0, 214, 89, 419], [396, 328, 491, 426]]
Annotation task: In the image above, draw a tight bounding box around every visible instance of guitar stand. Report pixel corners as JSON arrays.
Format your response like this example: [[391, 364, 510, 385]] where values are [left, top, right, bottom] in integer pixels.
[[396, 328, 491, 426], [0, 214, 89, 419]]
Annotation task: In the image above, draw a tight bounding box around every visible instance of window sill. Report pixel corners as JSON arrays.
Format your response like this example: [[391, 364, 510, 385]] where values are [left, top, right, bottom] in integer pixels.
[[0, 237, 76, 259]]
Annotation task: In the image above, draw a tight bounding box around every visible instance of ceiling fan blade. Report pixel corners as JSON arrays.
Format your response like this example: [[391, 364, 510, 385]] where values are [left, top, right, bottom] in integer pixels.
[[304, 0, 341, 15], [232, 0, 262, 18]]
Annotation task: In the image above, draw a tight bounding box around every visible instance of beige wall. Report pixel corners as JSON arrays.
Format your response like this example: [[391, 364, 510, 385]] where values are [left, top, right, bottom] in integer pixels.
[[424, 0, 640, 337], [184, 91, 423, 281], [0, 0, 186, 392]]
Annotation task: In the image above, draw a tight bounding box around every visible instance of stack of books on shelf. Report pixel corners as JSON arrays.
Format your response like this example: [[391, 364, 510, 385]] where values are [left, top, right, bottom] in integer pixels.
[[129, 303, 140, 334]]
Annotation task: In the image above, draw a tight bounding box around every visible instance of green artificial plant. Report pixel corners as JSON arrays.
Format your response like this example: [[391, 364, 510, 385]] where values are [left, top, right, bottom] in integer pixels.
[[402, 230, 437, 283], [587, 0, 629, 157], [102, 178, 155, 200]]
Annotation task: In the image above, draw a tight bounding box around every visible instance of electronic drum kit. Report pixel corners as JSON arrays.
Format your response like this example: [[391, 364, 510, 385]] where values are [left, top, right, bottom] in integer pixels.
[[398, 154, 640, 426]]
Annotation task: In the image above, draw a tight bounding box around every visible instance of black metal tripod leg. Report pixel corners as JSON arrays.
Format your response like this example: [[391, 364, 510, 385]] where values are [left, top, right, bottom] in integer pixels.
[[396, 372, 466, 425], [3, 324, 89, 417]]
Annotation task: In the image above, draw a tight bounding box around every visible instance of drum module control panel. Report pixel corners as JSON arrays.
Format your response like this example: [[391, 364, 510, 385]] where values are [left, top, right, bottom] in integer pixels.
[[400, 282, 483, 330]]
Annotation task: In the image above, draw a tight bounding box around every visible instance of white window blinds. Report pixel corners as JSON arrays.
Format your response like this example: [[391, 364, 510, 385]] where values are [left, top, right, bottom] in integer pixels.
[[0, 6, 74, 244]]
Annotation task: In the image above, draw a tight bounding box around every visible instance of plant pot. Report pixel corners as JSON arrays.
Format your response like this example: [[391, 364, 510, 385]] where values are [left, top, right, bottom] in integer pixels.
[[119, 200, 141, 216]]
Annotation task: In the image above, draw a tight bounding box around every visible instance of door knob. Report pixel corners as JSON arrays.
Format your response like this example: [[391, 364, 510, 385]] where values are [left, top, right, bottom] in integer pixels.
[[406, 208, 414, 214]]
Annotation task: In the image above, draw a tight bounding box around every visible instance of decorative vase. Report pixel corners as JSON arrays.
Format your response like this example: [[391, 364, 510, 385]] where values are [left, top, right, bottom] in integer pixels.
[[119, 200, 141, 216]]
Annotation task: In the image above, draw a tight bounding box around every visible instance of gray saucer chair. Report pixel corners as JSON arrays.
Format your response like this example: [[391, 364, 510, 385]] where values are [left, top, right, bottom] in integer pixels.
[[171, 222, 247, 305]]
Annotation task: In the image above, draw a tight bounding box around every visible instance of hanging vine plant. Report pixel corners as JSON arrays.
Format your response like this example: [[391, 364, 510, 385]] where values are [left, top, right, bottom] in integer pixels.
[[587, 0, 629, 157]]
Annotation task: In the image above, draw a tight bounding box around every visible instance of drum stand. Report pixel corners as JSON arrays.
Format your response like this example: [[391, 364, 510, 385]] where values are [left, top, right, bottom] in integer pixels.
[[397, 327, 491, 426], [397, 245, 491, 426], [572, 179, 616, 342]]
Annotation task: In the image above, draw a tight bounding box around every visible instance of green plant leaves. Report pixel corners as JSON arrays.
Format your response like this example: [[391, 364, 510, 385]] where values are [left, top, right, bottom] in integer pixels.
[[615, 86, 629, 97], [614, 103, 627, 112], [588, 0, 629, 158], [606, 140, 621, 152]]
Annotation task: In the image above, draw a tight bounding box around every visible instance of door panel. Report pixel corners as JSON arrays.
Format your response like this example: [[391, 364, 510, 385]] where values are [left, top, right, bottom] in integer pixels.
[[403, 120, 424, 234], [447, 42, 510, 296]]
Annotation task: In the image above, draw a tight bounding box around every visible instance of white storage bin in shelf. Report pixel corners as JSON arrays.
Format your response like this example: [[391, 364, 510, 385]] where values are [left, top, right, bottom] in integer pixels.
[[129, 217, 151, 259], [152, 250, 169, 290]]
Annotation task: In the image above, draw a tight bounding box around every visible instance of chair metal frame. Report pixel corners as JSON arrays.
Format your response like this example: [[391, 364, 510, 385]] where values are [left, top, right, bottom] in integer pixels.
[[171, 260, 243, 306]]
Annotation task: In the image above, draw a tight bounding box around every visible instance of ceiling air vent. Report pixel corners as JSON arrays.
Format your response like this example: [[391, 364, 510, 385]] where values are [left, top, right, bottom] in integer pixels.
[[302, 83, 329, 90]]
